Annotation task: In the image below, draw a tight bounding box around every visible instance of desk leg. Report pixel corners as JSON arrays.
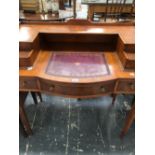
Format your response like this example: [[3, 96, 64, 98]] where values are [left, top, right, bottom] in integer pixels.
[[111, 93, 117, 105], [120, 104, 135, 139], [19, 92, 33, 136], [19, 119, 28, 137], [31, 92, 38, 105], [31, 92, 42, 104], [37, 92, 42, 102]]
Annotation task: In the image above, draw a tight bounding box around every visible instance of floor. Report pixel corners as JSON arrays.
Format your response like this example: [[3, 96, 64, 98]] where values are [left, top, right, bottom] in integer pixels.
[[19, 94, 135, 155]]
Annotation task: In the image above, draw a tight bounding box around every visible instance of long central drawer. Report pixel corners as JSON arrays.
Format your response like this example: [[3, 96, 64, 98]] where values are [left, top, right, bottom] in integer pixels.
[[39, 79, 116, 98]]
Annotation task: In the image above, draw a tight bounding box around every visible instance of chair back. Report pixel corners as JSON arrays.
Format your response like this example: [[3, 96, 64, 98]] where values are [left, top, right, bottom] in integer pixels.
[[104, 0, 135, 21], [106, 0, 126, 14]]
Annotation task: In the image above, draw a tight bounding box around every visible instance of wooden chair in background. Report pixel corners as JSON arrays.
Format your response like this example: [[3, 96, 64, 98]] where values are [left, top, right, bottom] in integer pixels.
[[104, 0, 126, 22], [119, 0, 135, 22]]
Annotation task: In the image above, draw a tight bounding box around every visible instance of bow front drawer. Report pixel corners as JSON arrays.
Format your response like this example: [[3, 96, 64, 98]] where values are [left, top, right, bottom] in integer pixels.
[[39, 79, 115, 98]]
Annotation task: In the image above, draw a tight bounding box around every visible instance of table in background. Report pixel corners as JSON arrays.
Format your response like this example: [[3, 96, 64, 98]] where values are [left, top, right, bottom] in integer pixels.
[[82, 0, 135, 21]]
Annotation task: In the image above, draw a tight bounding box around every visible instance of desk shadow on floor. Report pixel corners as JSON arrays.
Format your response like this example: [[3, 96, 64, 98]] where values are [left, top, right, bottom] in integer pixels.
[[19, 94, 135, 155]]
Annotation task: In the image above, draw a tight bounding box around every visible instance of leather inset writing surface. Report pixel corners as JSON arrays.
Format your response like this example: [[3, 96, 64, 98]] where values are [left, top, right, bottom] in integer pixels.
[[46, 52, 110, 78]]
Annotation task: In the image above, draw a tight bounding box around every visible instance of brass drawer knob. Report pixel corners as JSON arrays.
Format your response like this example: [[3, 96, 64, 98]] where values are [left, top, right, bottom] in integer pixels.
[[129, 83, 134, 90], [22, 81, 27, 87], [100, 86, 106, 92], [49, 85, 55, 91]]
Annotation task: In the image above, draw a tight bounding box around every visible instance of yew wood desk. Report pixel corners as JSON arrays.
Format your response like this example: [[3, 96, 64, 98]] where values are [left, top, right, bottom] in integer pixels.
[[19, 23, 135, 136]]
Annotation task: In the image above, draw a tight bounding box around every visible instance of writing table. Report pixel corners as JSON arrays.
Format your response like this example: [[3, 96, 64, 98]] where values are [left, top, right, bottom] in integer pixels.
[[19, 22, 135, 135]]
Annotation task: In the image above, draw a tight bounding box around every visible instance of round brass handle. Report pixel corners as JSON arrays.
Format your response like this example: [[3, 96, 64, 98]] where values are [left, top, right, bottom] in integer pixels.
[[49, 85, 55, 91], [129, 83, 134, 90], [22, 81, 27, 87], [100, 86, 106, 92]]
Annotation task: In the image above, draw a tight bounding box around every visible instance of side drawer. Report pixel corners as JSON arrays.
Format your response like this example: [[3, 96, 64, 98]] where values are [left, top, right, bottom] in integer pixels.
[[116, 79, 135, 93], [39, 79, 115, 97], [19, 77, 39, 91]]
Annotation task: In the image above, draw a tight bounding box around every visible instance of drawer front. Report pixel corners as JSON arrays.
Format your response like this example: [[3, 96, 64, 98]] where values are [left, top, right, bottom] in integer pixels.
[[19, 78, 38, 90], [116, 80, 135, 93], [40, 79, 115, 97]]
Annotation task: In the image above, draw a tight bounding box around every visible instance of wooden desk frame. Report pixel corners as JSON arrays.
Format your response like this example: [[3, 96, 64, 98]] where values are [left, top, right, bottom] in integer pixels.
[[19, 22, 135, 136]]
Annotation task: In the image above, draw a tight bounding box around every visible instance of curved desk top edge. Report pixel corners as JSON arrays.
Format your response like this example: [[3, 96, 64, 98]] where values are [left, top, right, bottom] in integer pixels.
[[19, 24, 135, 44]]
